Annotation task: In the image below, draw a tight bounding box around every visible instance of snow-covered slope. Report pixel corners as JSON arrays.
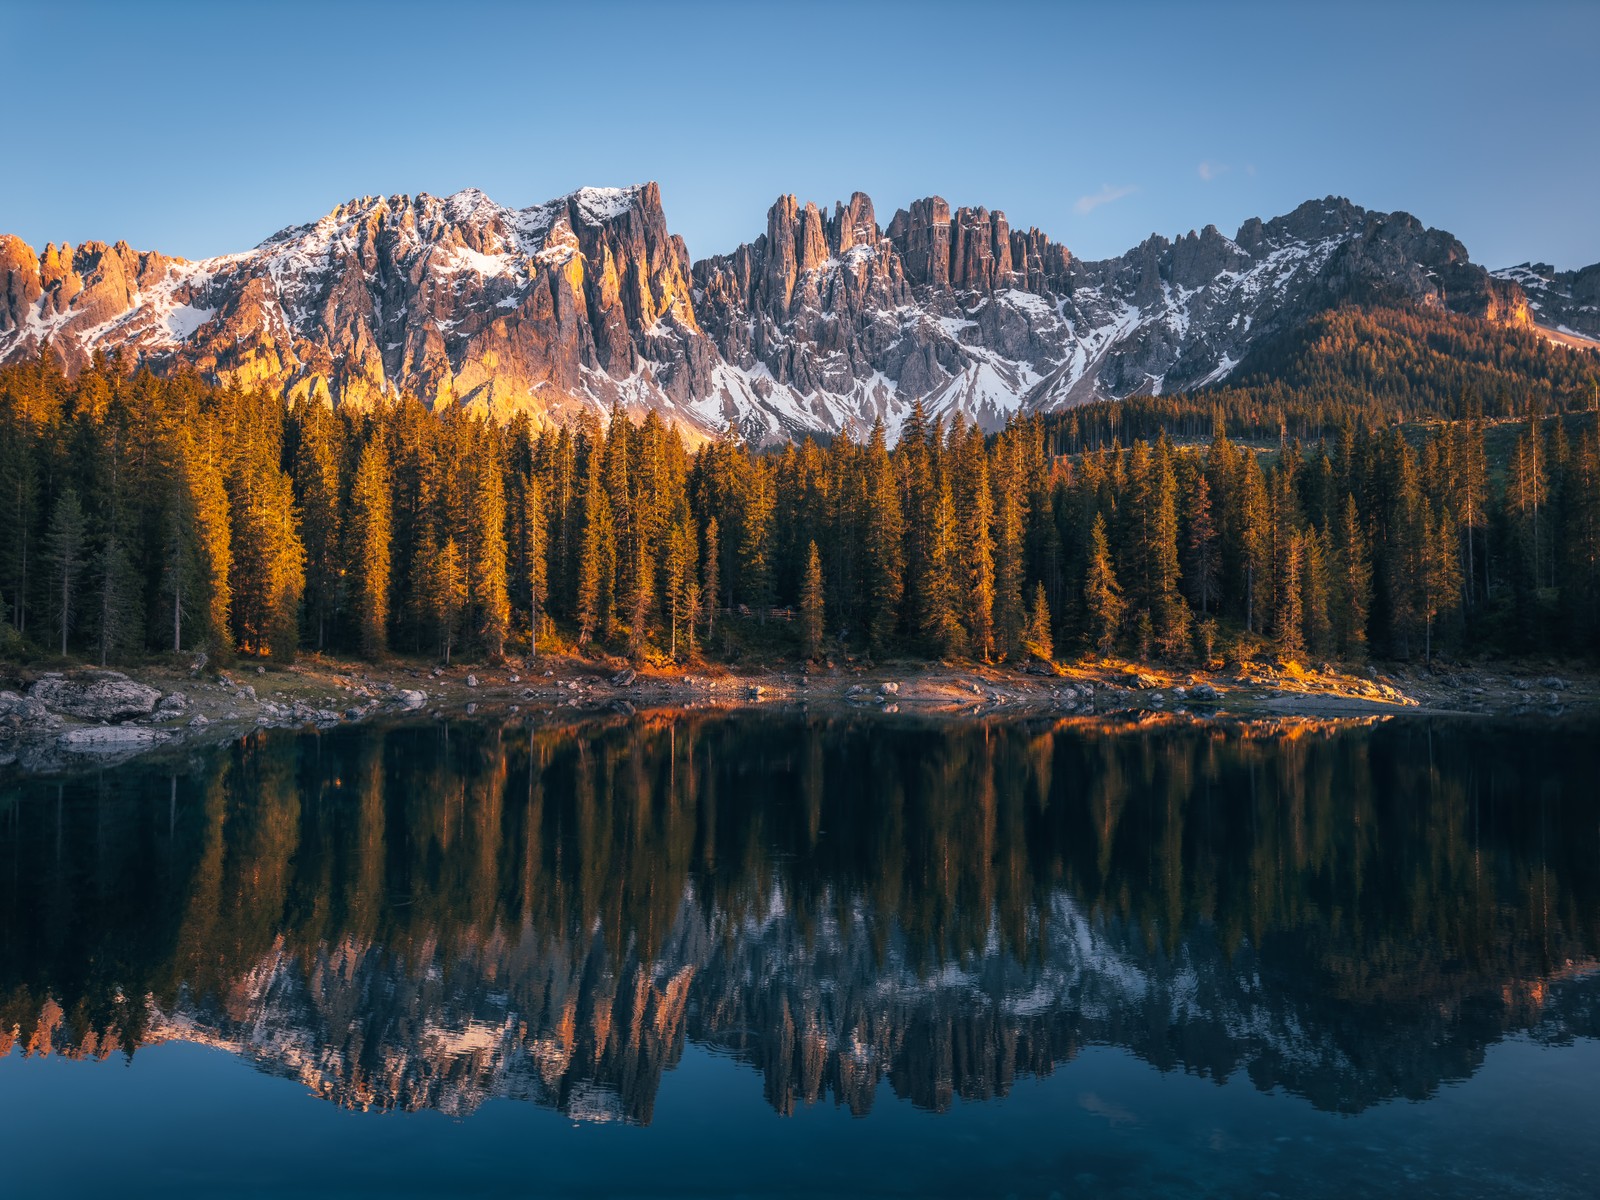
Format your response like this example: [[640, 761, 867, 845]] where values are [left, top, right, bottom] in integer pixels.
[[1493, 261, 1600, 347], [0, 184, 1560, 443]]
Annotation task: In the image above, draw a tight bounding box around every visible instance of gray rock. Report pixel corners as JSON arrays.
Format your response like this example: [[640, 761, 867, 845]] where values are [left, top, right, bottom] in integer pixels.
[[394, 689, 427, 711], [879, 681, 900, 695], [155, 691, 188, 717], [611, 668, 638, 687], [58, 725, 164, 752], [31, 671, 160, 722], [465, 674, 478, 688], [0, 690, 47, 723]]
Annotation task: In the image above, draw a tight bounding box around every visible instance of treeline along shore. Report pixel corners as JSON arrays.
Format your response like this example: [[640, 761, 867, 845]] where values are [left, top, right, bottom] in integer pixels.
[[2, 307, 1599, 682]]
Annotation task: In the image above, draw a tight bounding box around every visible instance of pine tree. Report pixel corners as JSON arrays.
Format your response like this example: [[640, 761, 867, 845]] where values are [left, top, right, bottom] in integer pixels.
[[918, 467, 964, 656], [1420, 503, 1463, 665], [185, 425, 234, 655], [522, 472, 547, 657], [574, 439, 613, 647], [1084, 513, 1125, 655], [293, 402, 343, 651], [954, 426, 996, 660], [1277, 530, 1306, 657], [229, 441, 305, 660], [739, 461, 775, 621], [800, 539, 825, 660], [0, 402, 40, 637], [91, 534, 139, 666], [701, 516, 720, 641], [1332, 492, 1371, 659], [1022, 582, 1053, 663], [663, 517, 697, 661], [44, 488, 86, 655], [423, 536, 467, 664], [348, 440, 393, 659], [862, 421, 904, 652], [466, 429, 511, 659], [992, 436, 1027, 659], [1239, 451, 1272, 635], [1184, 470, 1221, 616]]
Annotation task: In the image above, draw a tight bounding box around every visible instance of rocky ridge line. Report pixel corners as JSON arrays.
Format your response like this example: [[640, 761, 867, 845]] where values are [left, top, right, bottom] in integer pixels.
[[1, 184, 1588, 444]]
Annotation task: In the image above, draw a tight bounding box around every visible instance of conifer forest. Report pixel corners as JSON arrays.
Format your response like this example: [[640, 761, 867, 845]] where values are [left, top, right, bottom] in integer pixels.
[[2, 304, 1598, 672]]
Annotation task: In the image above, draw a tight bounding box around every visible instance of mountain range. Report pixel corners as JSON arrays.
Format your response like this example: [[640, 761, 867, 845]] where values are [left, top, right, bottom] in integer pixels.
[[1, 183, 1595, 442], [14, 884, 1598, 1124]]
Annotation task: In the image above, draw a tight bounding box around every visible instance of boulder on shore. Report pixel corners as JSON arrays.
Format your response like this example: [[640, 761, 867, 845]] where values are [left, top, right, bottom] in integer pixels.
[[0, 691, 48, 725], [31, 671, 160, 722], [58, 725, 164, 752]]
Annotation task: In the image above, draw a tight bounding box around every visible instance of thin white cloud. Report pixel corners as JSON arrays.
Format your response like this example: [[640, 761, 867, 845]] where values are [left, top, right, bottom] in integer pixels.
[[1075, 183, 1138, 215], [1198, 160, 1229, 182]]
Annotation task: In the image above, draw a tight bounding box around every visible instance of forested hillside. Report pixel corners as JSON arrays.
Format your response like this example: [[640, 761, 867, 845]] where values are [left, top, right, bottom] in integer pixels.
[[3, 306, 1599, 670]]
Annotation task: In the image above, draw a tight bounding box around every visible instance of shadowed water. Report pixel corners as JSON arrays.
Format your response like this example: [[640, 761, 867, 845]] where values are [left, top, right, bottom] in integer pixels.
[[1, 712, 1598, 1198]]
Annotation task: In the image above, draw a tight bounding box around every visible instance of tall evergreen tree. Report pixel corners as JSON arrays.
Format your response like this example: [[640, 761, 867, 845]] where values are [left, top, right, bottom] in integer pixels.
[[862, 421, 904, 652], [348, 439, 393, 659], [800, 539, 825, 661], [293, 401, 343, 651], [1084, 513, 1125, 655], [44, 488, 87, 655], [1022, 582, 1053, 663], [522, 472, 547, 657], [701, 516, 720, 642]]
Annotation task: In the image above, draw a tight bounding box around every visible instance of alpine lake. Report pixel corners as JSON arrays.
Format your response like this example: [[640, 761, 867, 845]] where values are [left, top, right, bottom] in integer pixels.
[[2, 709, 1597, 1198]]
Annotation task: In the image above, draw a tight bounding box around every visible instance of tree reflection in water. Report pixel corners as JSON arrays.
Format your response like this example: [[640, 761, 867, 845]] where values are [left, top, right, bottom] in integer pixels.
[[1, 712, 1597, 1124]]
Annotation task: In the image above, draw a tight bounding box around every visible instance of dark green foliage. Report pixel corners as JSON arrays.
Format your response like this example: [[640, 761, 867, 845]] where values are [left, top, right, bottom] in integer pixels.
[[3, 308, 1599, 668]]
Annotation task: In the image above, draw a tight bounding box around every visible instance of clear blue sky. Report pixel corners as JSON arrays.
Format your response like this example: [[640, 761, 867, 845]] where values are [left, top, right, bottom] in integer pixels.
[[4, 0, 1598, 270]]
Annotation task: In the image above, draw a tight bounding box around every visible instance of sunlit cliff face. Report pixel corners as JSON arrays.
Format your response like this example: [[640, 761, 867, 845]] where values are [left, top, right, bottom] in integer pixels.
[[2, 713, 1598, 1123]]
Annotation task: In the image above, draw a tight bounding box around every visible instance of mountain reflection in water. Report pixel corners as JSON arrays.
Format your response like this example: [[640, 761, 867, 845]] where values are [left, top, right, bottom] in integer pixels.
[[2, 712, 1597, 1126]]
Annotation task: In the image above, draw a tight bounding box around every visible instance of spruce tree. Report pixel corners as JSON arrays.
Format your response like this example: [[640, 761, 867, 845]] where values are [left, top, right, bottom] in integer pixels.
[[702, 516, 720, 641], [44, 488, 86, 655], [663, 517, 697, 661], [862, 421, 904, 652], [1022, 582, 1053, 663], [1084, 513, 1125, 656], [1184, 470, 1221, 616], [954, 426, 996, 660], [992, 437, 1027, 659], [574, 440, 613, 647], [1332, 493, 1371, 659], [293, 401, 343, 651], [348, 440, 393, 659], [800, 539, 825, 660], [92, 534, 139, 666], [425, 536, 467, 664], [522, 472, 546, 657], [466, 429, 511, 659], [919, 467, 964, 656]]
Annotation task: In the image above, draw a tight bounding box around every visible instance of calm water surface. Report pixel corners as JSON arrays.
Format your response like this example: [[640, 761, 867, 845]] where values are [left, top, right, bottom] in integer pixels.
[[1, 712, 1597, 1198]]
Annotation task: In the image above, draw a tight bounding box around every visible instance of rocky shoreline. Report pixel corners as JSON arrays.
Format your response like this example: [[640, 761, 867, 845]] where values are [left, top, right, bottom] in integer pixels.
[[1, 654, 1593, 775]]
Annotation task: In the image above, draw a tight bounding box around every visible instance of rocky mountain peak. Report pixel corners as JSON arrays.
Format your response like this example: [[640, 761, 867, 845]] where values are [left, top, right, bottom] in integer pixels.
[[1, 182, 1589, 444]]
